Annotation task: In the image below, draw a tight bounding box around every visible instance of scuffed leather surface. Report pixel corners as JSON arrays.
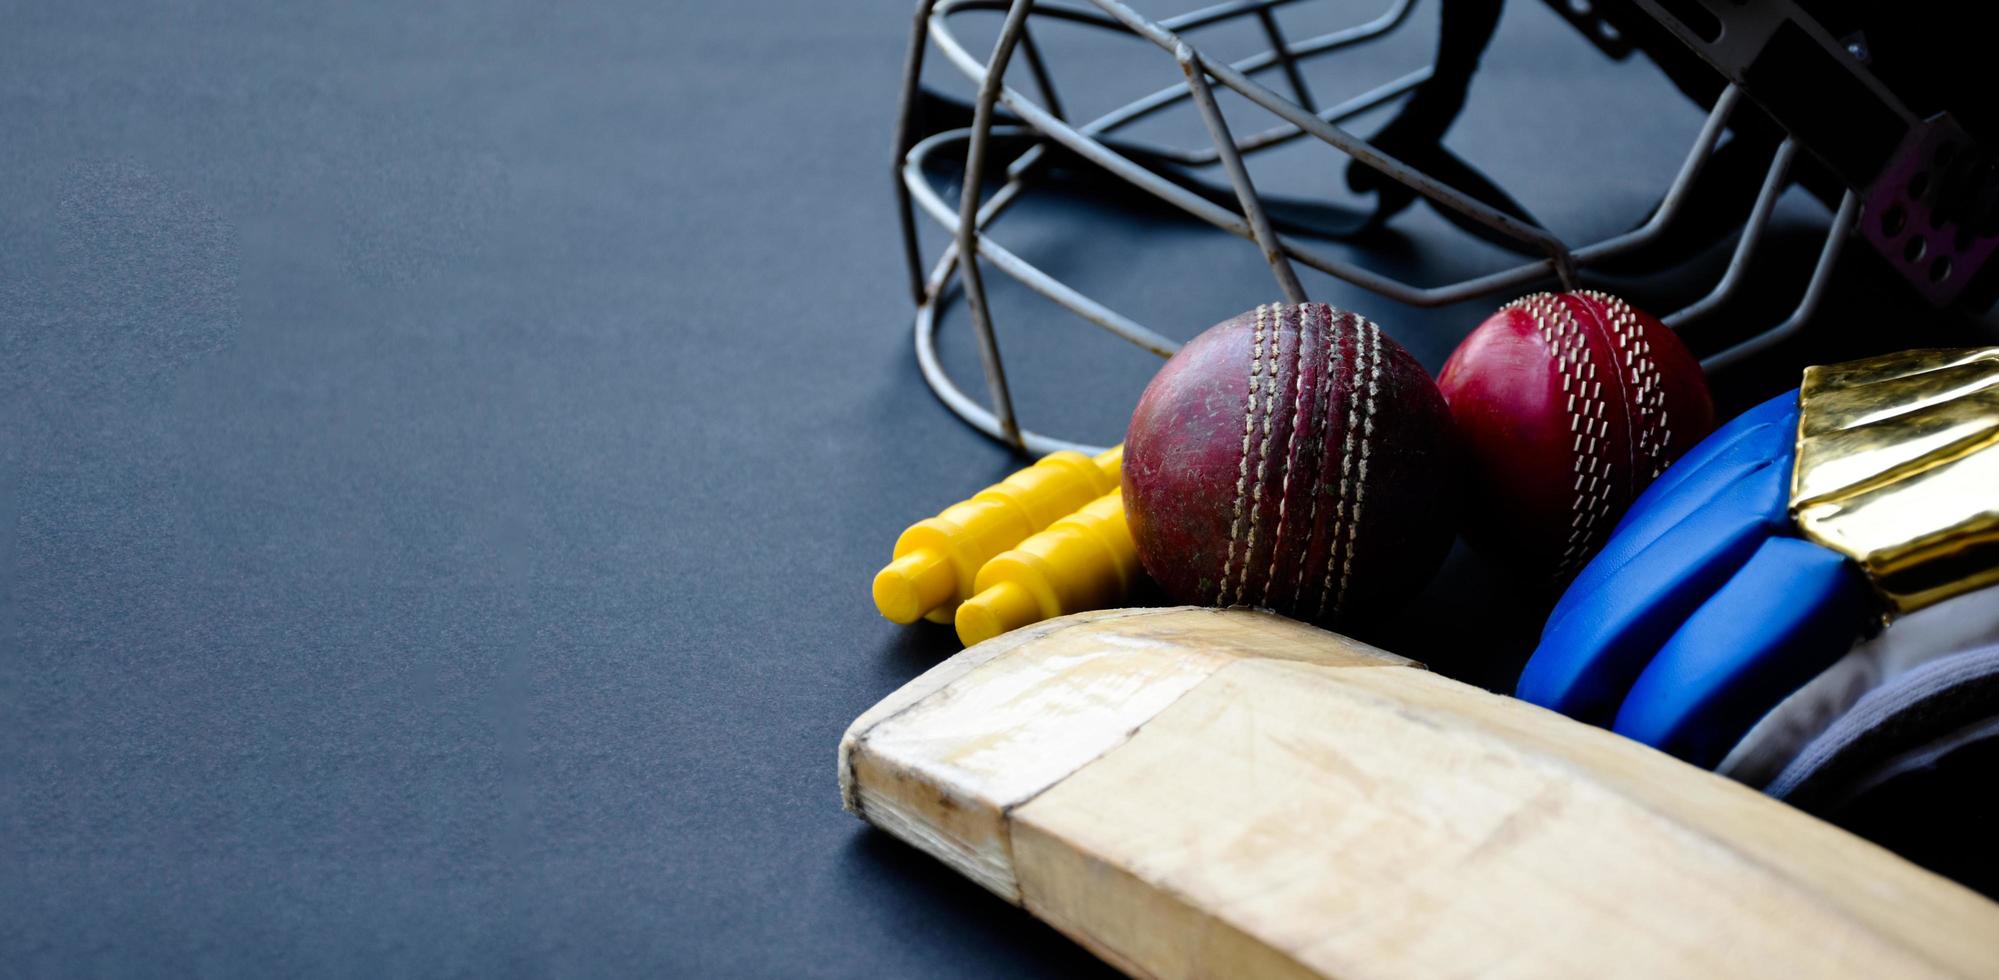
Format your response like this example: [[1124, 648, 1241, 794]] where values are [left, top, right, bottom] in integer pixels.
[[1125, 304, 1458, 628], [1439, 293, 1714, 577]]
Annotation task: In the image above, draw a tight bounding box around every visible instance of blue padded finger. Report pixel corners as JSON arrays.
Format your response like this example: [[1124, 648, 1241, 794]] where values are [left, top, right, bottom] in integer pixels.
[[1517, 456, 1792, 725], [1614, 536, 1872, 769], [1547, 390, 1798, 634], [1615, 389, 1796, 532]]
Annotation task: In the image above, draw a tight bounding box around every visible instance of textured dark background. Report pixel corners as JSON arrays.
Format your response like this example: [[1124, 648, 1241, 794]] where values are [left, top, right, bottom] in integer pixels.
[[2, 1, 1978, 976]]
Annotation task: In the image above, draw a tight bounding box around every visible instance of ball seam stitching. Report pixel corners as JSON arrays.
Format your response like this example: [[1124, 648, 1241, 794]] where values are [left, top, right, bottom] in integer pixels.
[[1334, 317, 1381, 615], [1290, 304, 1338, 611], [1264, 302, 1312, 609], [1316, 310, 1367, 621], [1219, 303, 1268, 606], [1581, 290, 1643, 489], [1591, 290, 1669, 480], [1549, 294, 1611, 575], [1235, 304, 1287, 606]]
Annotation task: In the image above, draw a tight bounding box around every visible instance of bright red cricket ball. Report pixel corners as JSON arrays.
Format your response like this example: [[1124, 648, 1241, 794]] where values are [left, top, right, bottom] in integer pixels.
[[1123, 302, 1458, 629], [1437, 290, 1715, 580]]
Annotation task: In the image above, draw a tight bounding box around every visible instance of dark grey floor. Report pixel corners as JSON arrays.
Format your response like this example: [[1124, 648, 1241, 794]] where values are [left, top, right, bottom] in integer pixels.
[[3, 1, 1984, 976]]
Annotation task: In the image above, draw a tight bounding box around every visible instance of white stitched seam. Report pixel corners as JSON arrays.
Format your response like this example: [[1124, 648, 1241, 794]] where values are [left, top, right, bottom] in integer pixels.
[[1264, 302, 1312, 609], [1234, 303, 1287, 607], [1219, 304, 1266, 606], [1588, 290, 1669, 480], [1549, 294, 1609, 575], [1291, 304, 1338, 610], [1334, 317, 1382, 616], [1316, 310, 1368, 621]]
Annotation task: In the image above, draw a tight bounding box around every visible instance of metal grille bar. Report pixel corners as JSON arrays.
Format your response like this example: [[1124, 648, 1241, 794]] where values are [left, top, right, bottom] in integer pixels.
[[897, 0, 1845, 452]]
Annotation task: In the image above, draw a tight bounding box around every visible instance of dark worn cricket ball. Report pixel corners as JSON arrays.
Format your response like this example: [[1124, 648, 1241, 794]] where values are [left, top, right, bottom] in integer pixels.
[[1437, 290, 1715, 580], [1123, 301, 1458, 628]]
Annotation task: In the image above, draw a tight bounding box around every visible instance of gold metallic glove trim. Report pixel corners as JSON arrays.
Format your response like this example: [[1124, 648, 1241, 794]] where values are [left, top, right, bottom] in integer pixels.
[[1792, 346, 1999, 615]]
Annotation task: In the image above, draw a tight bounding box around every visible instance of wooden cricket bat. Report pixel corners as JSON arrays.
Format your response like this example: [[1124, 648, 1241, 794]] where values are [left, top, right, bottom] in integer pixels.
[[841, 607, 1999, 979]]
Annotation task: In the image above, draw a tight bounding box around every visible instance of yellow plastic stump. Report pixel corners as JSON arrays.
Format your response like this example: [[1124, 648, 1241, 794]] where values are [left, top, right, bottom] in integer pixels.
[[955, 490, 1137, 646], [873, 446, 1121, 625]]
